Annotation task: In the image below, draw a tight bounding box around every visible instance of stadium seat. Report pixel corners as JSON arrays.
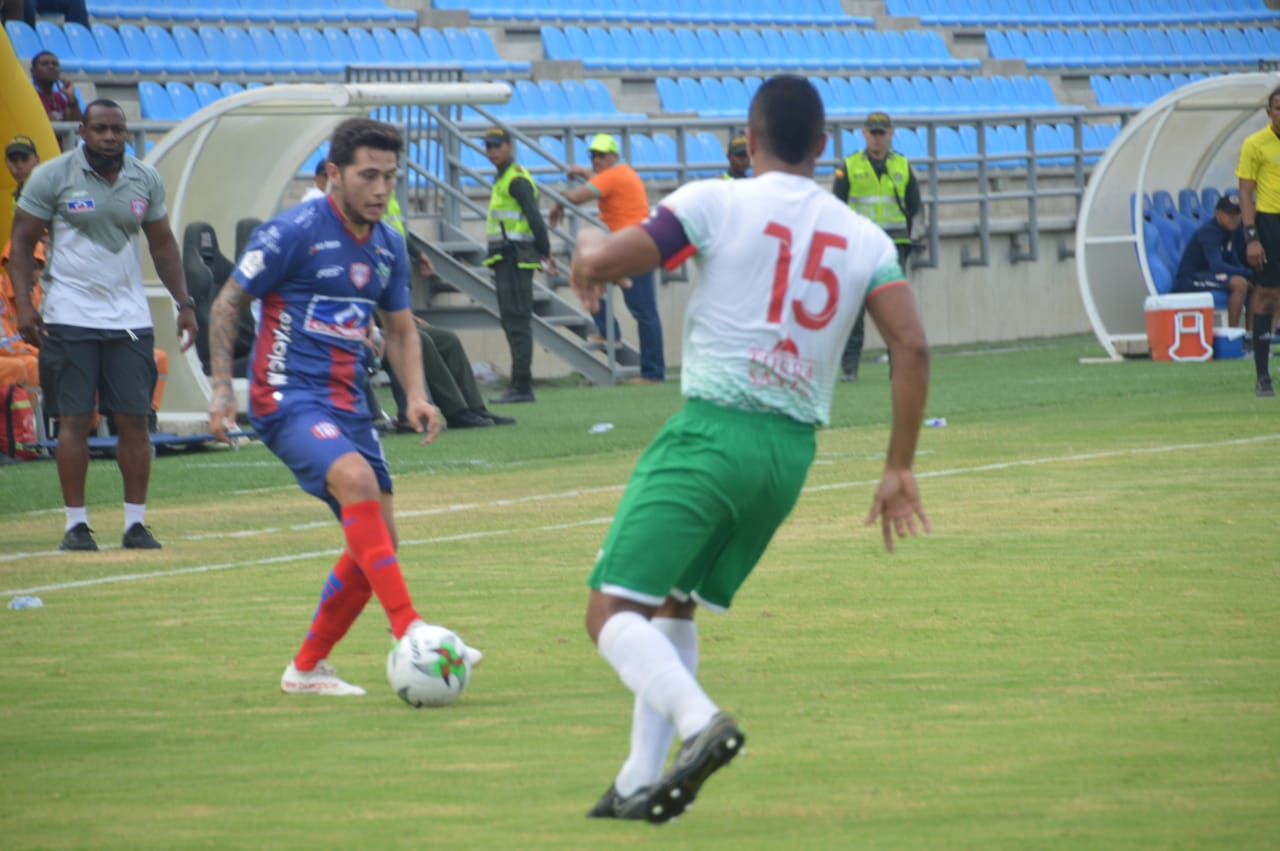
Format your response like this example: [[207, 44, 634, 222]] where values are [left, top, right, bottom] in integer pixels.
[[656, 77, 688, 113], [61, 23, 113, 75], [165, 81, 202, 118], [275, 26, 331, 75], [1178, 188, 1203, 220], [540, 26, 572, 61], [117, 24, 168, 75], [4, 20, 41, 61], [223, 26, 273, 75], [138, 80, 176, 120], [193, 80, 223, 109]]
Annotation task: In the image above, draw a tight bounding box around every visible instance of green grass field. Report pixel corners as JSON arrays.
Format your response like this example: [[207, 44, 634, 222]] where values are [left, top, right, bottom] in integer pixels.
[[2, 335, 1277, 850]]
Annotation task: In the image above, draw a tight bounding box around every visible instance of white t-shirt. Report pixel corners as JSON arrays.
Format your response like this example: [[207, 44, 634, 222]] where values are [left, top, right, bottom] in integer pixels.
[[658, 171, 904, 425]]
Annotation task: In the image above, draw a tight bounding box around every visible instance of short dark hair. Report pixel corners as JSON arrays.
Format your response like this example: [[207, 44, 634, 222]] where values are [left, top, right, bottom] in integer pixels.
[[82, 99, 126, 124], [747, 75, 825, 166], [29, 50, 55, 71], [327, 118, 402, 168]]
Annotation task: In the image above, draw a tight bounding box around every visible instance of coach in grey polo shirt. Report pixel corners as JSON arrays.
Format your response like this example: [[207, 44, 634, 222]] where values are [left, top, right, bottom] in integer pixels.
[[9, 98, 198, 553]]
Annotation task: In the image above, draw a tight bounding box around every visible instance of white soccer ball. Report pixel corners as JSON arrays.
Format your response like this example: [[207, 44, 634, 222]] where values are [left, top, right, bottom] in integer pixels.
[[386, 623, 471, 708]]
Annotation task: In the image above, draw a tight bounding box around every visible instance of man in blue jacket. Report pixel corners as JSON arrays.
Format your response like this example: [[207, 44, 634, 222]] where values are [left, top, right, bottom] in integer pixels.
[[1174, 195, 1252, 330]]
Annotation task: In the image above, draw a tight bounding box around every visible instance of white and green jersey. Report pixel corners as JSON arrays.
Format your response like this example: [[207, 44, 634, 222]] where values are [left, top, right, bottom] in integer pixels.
[[654, 171, 904, 425]]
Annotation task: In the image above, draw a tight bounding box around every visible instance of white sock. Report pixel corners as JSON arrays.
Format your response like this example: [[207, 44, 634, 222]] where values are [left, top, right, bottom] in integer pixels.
[[597, 611, 717, 772], [65, 505, 88, 532], [615, 617, 699, 796], [124, 502, 146, 532]]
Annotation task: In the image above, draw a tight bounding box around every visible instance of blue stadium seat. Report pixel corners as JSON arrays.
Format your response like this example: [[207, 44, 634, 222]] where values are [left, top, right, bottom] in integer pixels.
[[419, 28, 456, 64], [295, 26, 342, 73], [168, 25, 214, 75], [322, 26, 360, 67], [138, 80, 176, 120], [538, 79, 572, 118], [1178, 188, 1203, 220], [33, 21, 75, 68], [90, 24, 137, 75], [950, 75, 980, 109], [652, 132, 678, 180], [559, 79, 594, 115], [193, 80, 223, 109], [256, 26, 310, 75], [700, 76, 734, 117], [541, 26, 572, 61], [115, 24, 167, 75], [656, 76, 687, 112], [62, 23, 113, 75], [195, 26, 242, 75], [676, 76, 707, 113], [137, 24, 192, 75], [4, 20, 41, 60], [468, 27, 530, 73], [223, 26, 273, 75], [165, 82, 202, 118], [276, 26, 330, 74], [346, 27, 385, 65]]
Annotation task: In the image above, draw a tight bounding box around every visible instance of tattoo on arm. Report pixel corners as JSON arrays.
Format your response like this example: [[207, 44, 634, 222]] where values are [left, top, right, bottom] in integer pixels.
[[209, 282, 254, 400]]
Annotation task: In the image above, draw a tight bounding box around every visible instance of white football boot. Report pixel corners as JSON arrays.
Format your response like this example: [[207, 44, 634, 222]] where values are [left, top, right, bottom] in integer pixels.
[[280, 659, 367, 696]]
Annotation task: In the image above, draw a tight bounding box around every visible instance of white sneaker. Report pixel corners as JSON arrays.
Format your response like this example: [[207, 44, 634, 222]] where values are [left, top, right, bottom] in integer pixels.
[[280, 659, 367, 696]]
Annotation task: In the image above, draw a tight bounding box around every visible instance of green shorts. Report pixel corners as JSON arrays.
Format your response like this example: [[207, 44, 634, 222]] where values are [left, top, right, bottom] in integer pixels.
[[588, 397, 816, 612]]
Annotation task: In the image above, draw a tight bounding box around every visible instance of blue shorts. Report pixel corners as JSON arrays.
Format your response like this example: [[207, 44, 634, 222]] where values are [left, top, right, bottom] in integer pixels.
[[251, 402, 392, 518]]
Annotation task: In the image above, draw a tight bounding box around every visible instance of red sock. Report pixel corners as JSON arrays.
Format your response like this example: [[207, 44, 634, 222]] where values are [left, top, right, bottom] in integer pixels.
[[341, 499, 420, 639], [294, 552, 371, 671]]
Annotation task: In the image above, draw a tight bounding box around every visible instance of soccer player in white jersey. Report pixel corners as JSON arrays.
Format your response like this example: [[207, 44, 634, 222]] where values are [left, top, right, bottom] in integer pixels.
[[569, 75, 932, 823]]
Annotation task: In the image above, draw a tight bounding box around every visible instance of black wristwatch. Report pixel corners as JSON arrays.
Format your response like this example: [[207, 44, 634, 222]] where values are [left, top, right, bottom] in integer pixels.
[[1245, 225, 1259, 243], [177, 296, 197, 310]]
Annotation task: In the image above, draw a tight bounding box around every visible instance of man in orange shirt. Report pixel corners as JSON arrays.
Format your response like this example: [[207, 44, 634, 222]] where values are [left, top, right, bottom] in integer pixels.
[[0, 240, 44, 388], [551, 134, 664, 383]]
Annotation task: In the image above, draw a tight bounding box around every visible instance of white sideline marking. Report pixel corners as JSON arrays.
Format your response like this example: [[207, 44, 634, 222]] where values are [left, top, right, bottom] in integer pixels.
[[1, 517, 615, 596], [4, 434, 1277, 596]]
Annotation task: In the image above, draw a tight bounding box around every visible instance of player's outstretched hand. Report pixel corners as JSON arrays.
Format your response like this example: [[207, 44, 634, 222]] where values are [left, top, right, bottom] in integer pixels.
[[865, 468, 931, 552], [405, 398, 442, 446], [208, 389, 238, 447]]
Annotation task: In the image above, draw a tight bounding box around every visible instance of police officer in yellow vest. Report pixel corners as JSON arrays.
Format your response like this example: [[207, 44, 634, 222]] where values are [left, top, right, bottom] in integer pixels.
[[722, 134, 750, 180], [481, 127, 557, 404], [833, 111, 921, 382]]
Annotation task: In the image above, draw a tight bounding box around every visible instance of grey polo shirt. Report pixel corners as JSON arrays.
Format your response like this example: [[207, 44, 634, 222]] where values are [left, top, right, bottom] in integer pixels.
[[18, 146, 168, 330]]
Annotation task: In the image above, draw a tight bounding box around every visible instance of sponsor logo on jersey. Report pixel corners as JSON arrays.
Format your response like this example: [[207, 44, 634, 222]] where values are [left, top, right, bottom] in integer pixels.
[[311, 421, 341, 440], [65, 199, 95, 212], [350, 263, 371, 289], [265, 310, 293, 388], [303, 296, 371, 342], [129, 198, 148, 218], [309, 240, 341, 255], [747, 339, 814, 398], [258, 225, 282, 252], [316, 265, 343, 279], [238, 249, 266, 280], [375, 261, 392, 286]]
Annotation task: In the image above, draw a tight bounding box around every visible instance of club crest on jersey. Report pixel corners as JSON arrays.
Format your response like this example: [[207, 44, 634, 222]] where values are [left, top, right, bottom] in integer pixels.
[[304, 295, 372, 342], [238, 249, 265, 280], [350, 263, 371, 289], [130, 198, 148, 218], [311, 421, 342, 440]]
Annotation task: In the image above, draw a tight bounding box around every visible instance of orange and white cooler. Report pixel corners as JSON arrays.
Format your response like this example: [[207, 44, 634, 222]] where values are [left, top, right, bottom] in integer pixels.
[[1143, 293, 1214, 362]]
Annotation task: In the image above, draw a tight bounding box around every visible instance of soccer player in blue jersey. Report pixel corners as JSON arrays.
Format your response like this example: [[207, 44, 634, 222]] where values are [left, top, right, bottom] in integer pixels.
[[207, 118, 480, 696]]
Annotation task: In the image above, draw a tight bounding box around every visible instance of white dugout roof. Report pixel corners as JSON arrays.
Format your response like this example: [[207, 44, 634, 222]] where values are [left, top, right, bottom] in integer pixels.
[[1076, 71, 1280, 360]]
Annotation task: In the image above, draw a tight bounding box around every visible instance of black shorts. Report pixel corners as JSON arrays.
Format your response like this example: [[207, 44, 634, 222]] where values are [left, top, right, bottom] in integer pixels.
[[39, 325, 158, 418], [1257, 212, 1280, 289]]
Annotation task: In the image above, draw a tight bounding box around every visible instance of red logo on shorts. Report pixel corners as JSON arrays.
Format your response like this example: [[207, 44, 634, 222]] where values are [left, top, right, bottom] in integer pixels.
[[311, 421, 341, 439]]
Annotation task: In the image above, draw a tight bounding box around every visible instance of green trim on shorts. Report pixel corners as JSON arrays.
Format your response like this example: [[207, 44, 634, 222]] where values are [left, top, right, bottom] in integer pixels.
[[588, 398, 816, 610]]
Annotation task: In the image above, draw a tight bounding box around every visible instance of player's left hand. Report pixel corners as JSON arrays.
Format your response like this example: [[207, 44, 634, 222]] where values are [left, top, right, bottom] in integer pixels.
[[175, 308, 199, 352], [864, 468, 931, 552], [404, 398, 442, 445]]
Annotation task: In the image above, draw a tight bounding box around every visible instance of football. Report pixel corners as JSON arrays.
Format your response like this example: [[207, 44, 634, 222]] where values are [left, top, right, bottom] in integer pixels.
[[386, 623, 471, 708]]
